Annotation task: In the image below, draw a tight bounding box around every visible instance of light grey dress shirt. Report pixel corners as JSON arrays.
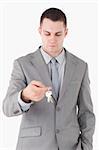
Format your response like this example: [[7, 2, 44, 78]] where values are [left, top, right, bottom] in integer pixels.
[[18, 47, 66, 111]]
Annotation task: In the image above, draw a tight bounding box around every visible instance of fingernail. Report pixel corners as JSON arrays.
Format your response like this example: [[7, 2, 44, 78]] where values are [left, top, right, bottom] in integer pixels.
[[48, 87, 52, 90]]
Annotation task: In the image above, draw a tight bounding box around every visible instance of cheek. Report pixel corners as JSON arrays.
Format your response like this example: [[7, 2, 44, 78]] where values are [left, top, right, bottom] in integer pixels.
[[57, 38, 64, 44], [42, 36, 47, 42], [42, 38, 49, 46]]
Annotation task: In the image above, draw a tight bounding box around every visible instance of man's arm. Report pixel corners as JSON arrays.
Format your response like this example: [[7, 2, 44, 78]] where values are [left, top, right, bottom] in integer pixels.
[[3, 59, 28, 117], [77, 63, 95, 150], [3, 59, 49, 117]]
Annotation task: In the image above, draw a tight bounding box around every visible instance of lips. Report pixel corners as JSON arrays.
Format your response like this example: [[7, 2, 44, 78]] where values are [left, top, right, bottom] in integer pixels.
[[49, 45, 56, 47]]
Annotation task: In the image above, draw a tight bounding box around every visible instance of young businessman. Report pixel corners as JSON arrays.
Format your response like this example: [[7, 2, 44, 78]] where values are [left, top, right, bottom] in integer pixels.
[[3, 8, 95, 150]]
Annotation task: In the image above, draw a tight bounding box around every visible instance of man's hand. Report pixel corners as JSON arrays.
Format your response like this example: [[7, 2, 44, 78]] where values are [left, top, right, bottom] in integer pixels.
[[21, 80, 51, 103]]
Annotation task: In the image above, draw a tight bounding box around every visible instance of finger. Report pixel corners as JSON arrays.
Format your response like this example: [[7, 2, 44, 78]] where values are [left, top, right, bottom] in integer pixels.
[[44, 86, 52, 92], [31, 80, 46, 88], [47, 87, 52, 91]]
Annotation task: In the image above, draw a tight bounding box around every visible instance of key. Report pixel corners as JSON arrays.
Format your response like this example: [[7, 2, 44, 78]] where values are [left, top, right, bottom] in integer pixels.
[[45, 90, 53, 103]]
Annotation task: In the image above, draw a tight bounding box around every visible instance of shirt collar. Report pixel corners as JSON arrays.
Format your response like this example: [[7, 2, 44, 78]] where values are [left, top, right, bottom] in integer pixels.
[[40, 46, 65, 65], [55, 49, 65, 65], [40, 47, 52, 64]]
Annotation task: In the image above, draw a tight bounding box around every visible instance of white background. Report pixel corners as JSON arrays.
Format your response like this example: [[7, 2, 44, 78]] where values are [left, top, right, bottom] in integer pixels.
[[0, 1, 98, 150]]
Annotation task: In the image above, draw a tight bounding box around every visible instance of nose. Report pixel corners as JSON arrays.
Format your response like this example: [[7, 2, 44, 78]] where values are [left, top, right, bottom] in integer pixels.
[[49, 35, 56, 43]]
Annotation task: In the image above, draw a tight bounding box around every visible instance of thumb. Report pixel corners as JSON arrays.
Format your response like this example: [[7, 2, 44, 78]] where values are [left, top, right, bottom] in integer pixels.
[[44, 86, 52, 92]]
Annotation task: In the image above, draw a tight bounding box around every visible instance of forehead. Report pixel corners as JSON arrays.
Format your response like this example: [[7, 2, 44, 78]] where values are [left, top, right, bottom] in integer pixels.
[[41, 18, 65, 32]]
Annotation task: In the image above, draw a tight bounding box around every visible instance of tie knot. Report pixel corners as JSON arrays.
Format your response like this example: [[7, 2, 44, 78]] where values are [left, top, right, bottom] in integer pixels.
[[51, 58, 58, 65]]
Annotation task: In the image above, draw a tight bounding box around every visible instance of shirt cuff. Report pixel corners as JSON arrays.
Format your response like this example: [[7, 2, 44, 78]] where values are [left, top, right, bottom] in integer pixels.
[[18, 90, 34, 111]]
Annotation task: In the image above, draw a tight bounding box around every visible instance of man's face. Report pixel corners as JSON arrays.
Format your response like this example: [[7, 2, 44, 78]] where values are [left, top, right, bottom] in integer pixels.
[[39, 18, 68, 56]]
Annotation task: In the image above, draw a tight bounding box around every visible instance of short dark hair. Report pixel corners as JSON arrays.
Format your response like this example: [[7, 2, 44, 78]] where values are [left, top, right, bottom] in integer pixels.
[[40, 8, 67, 27]]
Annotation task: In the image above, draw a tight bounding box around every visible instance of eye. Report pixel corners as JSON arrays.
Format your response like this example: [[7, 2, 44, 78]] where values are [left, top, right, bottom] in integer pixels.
[[45, 33, 50, 36], [56, 33, 62, 36], [44, 31, 50, 36], [56, 34, 61, 36]]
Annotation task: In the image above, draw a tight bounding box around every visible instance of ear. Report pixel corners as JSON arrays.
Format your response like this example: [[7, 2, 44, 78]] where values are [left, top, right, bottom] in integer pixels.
[[65, 28, 68, 36], [38, 27, 41, 35]]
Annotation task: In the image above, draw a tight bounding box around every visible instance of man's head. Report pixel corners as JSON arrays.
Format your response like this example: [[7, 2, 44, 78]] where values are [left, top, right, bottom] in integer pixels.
[[39, 8, 68, 57], [40, 7, 67, 27]]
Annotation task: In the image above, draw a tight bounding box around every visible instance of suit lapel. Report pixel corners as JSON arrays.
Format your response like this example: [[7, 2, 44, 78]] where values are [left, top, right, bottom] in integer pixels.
[[59, 50, 78, 101], [30, 48, 52, 87]]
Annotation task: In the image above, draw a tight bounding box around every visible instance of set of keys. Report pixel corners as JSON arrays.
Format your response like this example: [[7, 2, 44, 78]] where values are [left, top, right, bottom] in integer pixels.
[[45, 90, 53, 103]]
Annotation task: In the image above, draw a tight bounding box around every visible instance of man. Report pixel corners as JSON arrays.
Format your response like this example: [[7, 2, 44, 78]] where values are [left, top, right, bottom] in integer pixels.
[[3, 8, 95, 150]]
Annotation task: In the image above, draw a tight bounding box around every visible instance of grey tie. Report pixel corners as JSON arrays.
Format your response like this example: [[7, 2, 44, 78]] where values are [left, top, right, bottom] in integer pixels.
[[50, 58, 59, 99]]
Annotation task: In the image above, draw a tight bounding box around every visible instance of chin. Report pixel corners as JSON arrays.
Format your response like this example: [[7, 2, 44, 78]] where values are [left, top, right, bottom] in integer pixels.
[[48, 49, 58, 54], [48, 46, 58, 51]]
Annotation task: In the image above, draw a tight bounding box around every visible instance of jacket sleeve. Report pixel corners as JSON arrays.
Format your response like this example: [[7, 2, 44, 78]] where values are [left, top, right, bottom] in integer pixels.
[[77, 63, 95, 150], [3, 59, 29, 117]]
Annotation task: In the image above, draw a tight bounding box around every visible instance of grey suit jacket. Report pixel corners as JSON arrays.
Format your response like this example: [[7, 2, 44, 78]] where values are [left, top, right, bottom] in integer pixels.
[[3, 47, 95, 150]]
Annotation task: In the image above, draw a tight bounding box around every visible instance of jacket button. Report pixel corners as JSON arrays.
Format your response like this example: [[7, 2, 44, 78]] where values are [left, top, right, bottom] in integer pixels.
[[56, 106, 61, 111], [56, 129, 60, 134]]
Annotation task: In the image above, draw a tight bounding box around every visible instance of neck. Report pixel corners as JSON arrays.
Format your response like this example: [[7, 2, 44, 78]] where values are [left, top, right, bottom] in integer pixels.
[[42, 47, 63, 57]]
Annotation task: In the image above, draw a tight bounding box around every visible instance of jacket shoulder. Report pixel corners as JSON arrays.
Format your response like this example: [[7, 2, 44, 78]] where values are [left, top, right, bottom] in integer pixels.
[[67, 50, 87, 66], [16, 53, 33, 61], [14, 50, 38, 65]]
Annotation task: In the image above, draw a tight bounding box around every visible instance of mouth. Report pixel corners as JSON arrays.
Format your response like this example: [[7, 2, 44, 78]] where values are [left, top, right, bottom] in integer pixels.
[[49, 45, 56, 48]]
